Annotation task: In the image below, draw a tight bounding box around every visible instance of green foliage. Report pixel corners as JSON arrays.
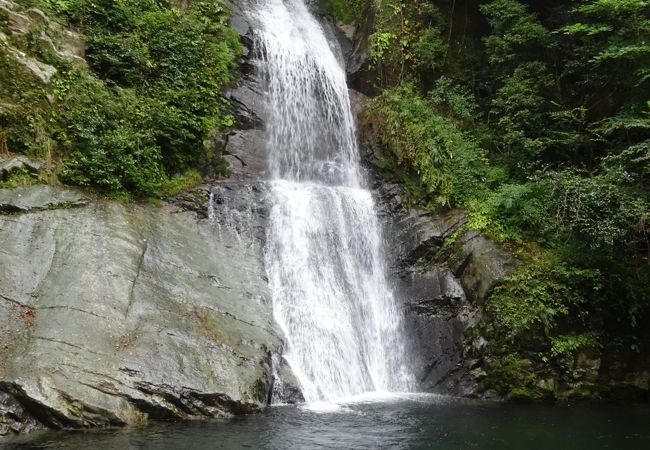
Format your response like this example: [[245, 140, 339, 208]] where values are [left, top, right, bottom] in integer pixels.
[[480, 0, 550, 66], [490, 62, 553, 166], [81, 0, 240, 177], [323, 0, 361, 24], [412, 28, 447, 72], [0, 167, 39, 189], [362, 0, 650, 397], [551, 170, 649, 249], [484, 354, 541, 398], [550, 332, 600, 358], [365, 83, 488, 206], [488, 259, 602, 343], [56, 70, 165, 193], [2, 0, 240, 196], [465, 179, 552, 242], [370, 0, 448, 84]]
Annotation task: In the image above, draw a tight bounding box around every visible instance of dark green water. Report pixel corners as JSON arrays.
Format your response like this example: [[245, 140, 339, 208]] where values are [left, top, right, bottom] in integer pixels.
[[3, 395, 649, 449]]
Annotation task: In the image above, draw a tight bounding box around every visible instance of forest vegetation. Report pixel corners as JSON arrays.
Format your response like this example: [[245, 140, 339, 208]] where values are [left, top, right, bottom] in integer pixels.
[[1, 0, 240, 197]]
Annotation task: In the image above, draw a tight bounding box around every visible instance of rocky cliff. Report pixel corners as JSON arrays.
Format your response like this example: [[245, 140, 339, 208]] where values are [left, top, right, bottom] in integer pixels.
[[0, 184, 305, 436]]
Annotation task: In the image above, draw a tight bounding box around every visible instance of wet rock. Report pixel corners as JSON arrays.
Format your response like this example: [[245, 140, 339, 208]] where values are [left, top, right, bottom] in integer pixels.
[[227, 80, 265, 130], [401, 266, 466, 314], [223, 130, 267, 181], [209, 181, 270, 243], [220, 1, 269, 181], [270, 355, 305, 405], [375, 182, 467, 272], [348, 89, 368, 123], [0, 184, 296, 435], [373, 179, 516, 398]]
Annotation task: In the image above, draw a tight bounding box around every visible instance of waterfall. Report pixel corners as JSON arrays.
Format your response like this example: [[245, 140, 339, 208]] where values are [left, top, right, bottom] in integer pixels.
[[251, 0, 414, 402]]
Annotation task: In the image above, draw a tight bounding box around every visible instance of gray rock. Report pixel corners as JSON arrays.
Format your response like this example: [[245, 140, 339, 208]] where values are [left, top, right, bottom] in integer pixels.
[[4, 45, 57, 84], [220, 1, 270, 181], [400, 266, 466, 313], [0, 184, 297, 435], [376, 182, 467, 272], [226, 78, 265, 130], [348, 89, 368, 123], [373, 178, 515, 398], [223, 130, 267, 181], [0, 185, 87, 213], [0, 4, 31, 36], [0, 155, 44, 180], [442, 230, 520, 302]]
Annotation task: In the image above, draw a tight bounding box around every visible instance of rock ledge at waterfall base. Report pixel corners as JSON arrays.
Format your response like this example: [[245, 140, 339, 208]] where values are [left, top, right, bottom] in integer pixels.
[[0, 183, 303, 436]]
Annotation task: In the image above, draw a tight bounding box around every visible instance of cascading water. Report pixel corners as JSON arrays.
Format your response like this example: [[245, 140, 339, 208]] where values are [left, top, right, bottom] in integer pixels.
[[251, 0, 414, 402]]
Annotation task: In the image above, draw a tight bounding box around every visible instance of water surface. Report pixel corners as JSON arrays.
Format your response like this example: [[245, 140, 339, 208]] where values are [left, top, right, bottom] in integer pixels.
[[4, 396, 649, 449]]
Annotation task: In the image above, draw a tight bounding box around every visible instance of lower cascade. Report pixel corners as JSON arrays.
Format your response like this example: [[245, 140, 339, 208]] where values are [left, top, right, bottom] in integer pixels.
[[250, 0, 414, 402]]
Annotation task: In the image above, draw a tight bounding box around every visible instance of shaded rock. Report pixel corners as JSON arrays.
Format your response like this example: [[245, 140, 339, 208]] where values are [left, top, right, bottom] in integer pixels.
[[0, 155, 44, 180], [0, 185, 87, 213], [440, 230, 520, 302], [226, 79, 265, 130], [348, 89, 368, 123], [223, 130, 267, 181], [0, 184, 296, 435], [373, 179, 514, 398], [346, 0, 378, 94], [401, 266, 466, 315], [220, 1, 269, 181], [375, 182, 467, 272]]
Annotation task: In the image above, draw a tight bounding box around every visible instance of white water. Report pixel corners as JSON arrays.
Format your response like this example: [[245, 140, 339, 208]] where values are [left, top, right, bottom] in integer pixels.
[[252, 0, 414, 402]]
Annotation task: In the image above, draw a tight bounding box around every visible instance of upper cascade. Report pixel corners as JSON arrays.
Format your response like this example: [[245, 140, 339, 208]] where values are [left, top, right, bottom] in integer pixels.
[[252, 0, 361, 187]]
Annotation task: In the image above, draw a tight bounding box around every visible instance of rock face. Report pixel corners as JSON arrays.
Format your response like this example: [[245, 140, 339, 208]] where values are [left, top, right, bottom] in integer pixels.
[[0, 184, 299, 436], [221, 1, 269, 181], [372, 179, 518, 398]]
